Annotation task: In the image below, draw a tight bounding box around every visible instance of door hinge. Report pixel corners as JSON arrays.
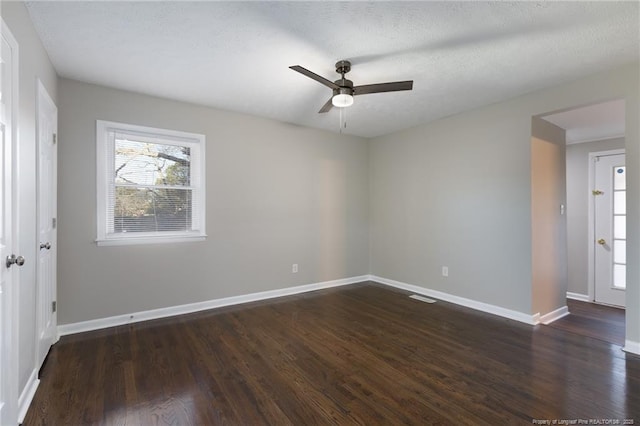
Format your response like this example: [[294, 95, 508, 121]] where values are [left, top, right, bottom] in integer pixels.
[[52, 218, 57, 229], [53, 133, 57, 144], [592, 190, 604, 196], [52, 301, 57, 313]]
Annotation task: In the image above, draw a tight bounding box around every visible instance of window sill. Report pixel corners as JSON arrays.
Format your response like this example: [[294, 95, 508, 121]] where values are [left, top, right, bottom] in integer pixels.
[[96, 235, 207, 247]]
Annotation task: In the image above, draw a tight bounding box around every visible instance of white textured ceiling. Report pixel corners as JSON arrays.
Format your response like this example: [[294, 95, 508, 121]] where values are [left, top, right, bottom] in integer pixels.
[[542, 99, 626, 145], [25, 1, 639, 138]]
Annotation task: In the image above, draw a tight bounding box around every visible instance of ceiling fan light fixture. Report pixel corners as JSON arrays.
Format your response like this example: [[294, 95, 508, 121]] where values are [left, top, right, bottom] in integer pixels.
[[332, 93, 354, 108]]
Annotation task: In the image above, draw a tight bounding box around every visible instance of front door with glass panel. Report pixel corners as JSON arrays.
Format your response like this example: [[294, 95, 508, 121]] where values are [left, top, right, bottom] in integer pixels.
[[593, 153, 625, 307]]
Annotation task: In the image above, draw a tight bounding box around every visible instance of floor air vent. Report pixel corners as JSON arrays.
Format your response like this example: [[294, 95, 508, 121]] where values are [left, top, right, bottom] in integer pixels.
[[409, 294, 436, 304]]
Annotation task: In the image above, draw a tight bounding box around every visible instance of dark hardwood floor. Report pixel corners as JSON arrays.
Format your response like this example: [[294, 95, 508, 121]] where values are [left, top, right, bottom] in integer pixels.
[[24, 282, 640, 425], [547, 299, 625, 346]]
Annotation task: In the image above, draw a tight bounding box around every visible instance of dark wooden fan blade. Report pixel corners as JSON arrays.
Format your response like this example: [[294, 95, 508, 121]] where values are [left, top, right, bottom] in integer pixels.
[[290, 65, 340, 90], [318, 97, 334, 113], [354, 80, 413, 96]]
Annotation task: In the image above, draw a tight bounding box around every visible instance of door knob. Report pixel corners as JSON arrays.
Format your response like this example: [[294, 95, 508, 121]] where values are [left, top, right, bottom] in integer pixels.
[[40, 242, 51, 250], [597, 238, 606, 245], [5, 254, 25, 268]]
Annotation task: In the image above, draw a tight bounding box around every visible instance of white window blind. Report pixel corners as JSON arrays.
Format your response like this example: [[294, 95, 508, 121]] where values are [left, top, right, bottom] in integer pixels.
[[96, 121, 206, 245]]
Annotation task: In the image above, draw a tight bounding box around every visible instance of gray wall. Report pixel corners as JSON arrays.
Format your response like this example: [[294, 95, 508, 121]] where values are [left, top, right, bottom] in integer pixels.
[[566, 137, 625, 296], [369, 95, 535, 314], [53, 61, 640, 348], [369, 63, 639, 344], [1, 0, 58, 403], [57, 78, 370, 324]]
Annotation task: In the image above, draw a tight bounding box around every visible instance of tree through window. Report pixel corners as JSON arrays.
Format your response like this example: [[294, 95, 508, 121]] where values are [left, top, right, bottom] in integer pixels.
[[96, 121, 206, 245]]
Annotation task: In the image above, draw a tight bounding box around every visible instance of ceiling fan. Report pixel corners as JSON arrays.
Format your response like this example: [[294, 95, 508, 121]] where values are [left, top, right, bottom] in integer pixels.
[[290, 60, 413, 113]]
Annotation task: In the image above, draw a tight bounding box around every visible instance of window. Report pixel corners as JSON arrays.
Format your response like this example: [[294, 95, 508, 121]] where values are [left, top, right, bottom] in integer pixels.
[[96, 120, 206, 245], [612, 165, 626, 288]]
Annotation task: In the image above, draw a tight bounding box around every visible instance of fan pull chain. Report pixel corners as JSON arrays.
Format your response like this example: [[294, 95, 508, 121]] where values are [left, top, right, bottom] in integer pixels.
[[339, 107, 347, 134]]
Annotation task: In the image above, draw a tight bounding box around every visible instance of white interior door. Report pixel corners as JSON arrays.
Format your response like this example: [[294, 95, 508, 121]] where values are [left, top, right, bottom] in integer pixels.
[[36, 80, 58, 369], [0, 19, 19, 426], [593, 153, 626, 307]]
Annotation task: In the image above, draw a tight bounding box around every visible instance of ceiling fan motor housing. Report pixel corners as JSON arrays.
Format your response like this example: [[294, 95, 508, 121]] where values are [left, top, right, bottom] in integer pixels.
[[335, 60, 353, 94], [334, 82, 354, 97]]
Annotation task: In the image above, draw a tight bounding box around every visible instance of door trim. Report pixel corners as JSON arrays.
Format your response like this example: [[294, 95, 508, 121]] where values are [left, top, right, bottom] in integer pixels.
[[588, 149, 625, 304]]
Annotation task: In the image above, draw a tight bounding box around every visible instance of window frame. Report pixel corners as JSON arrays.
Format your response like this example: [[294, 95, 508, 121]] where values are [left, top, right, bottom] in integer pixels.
[[96, 120, 206, 246]]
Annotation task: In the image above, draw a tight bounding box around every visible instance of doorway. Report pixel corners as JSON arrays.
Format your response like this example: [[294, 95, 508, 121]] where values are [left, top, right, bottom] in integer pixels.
[[539, 99, 626, 343]]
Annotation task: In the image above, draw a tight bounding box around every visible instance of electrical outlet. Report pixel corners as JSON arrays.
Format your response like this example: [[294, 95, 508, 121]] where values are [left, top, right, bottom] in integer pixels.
[[442, 266, 449, 277], [292, 264, 298, 273]]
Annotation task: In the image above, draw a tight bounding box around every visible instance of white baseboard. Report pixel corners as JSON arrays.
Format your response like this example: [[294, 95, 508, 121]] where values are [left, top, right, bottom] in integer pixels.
[[623, 340, 640, 356], [58, 275, 369, 336], [538, 305, 570, 325], [369, 275, 538, 325], [566, 292, 590, 302], [56, 274, 608, 337], [17, 369, 39, 424]]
